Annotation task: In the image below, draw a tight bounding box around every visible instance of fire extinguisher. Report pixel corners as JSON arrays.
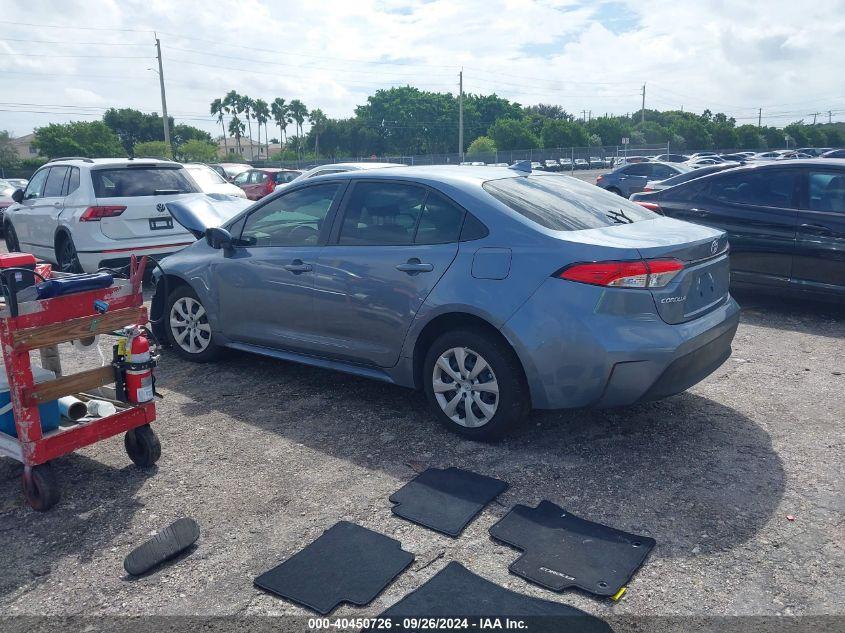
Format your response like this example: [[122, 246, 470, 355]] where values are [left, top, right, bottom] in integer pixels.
[[114, 327, 157, 403]]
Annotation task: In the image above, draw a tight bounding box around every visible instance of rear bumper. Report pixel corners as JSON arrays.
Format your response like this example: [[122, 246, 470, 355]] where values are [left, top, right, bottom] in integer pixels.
[[76, 241, 194, 273]]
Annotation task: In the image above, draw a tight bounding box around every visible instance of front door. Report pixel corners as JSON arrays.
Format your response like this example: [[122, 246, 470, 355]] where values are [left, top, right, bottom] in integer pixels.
[[792, 169, 845, 294], [214, 182, 344, 350], [312, 181, 463, 367]]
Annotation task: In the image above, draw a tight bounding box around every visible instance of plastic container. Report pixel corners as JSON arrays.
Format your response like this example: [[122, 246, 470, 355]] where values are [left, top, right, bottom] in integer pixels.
[[0, 365, 61, 437]]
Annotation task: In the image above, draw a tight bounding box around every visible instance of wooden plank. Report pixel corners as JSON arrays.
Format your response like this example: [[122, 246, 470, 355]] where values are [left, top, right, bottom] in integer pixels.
[[11, 306, 146, 350], [25, 366, 116, 405]]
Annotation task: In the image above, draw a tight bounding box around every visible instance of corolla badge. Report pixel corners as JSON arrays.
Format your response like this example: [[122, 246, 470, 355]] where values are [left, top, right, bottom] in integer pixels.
[[710, 239, 719, 255], [661, 296, 685, 304], [156, 203, 167, 213]]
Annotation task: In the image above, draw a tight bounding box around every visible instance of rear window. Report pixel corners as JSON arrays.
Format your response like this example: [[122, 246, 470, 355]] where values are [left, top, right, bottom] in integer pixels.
[[483, 175, 655, 231], [91, 167, 197, 197], [275, 171, 300, 184]]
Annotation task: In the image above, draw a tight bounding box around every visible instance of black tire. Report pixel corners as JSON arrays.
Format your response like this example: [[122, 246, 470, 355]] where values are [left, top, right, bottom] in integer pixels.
[[22, 463, 60, 511], [125, 424, 161, 467], [4, 221, 20, 252], [607, 187, 624, 197], [423, 328, 530, 441], [56, 233, 83, 273], [165, 285, 222, 362]]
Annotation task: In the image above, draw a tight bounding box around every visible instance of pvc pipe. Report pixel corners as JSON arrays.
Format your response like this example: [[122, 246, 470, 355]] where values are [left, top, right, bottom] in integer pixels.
[[87, 399, 116, 418], [58, 396, 88, 421]]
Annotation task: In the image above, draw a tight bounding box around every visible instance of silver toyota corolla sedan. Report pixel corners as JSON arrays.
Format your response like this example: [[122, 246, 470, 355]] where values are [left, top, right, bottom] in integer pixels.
[[158, 164, 740, 440]]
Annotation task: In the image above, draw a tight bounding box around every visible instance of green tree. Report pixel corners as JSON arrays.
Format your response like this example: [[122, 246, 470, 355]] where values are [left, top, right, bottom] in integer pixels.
[[241, 95, 255, 146], [467, 136, 496, 155], [103, 108, 169, 154], [669, 117, 712, 150], [288, 99, 308, 158], [222, 90, 242, 152], [253, 98, 271, 158], [633, 120, 668, 144], [177, 139, 219, 162], [588, 117, 630, 146], [489, 118, 539, 150], [172, 124, 211, 146], [308, 108, 328, 157], [133, 140, 170, 158], [540, 119, 588, 148], [783, 122, 808, 147], [735, 124, 765, 150], [227, 116, 245, 153], [524, 104, 572, 120], [210, 98, 227, 155], [33, 121, 125, 158], [711, 124, 738, 150], [0, 131, 20, 169], [271, 97, 289, 145]]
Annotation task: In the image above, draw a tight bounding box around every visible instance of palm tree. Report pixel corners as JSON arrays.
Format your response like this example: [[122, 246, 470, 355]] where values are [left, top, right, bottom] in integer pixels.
[[222, 91, 241, 152], [210, 98, 226, 156], [309, 108, 328, 157], [253, 98, 270, 158], [227, 116, 245, 155], [271, 97, 288, 147], [241, 95, 255, 158], [288, 99, 308, 159]]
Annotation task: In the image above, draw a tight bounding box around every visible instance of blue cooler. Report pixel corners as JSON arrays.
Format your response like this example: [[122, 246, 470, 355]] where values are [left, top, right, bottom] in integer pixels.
[[0, 366, 61, 437]]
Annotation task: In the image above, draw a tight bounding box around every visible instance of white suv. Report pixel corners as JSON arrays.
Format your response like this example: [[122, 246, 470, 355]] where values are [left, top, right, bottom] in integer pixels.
[[5, 158, 200, 273]]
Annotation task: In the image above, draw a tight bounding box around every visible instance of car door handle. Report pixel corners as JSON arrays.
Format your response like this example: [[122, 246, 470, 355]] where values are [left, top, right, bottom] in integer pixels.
[[396, 259, 434, 274], [283, 259, 312, 273], [53, 202, 61, 208]]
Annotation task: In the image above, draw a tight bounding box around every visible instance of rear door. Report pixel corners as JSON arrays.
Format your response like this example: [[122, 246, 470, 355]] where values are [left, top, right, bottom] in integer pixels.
[[660, 168, 799, 288], [792, 168, 845, 294], [617, 163, 650, 196], [312, 181, 463, 367], [91, 164, 196, 241]]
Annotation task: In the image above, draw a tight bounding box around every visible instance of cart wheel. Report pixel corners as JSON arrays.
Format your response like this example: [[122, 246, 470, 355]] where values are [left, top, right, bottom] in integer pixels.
[[125, 425, 161, 468], [22, 463, 60, 512]]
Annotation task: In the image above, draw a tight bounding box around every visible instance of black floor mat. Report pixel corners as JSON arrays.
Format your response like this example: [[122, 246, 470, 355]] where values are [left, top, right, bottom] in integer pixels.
[[124, 517, 200, 576], [254, 521, 414, 614], [489, 501, 655, 597], [368, 562, 612, 633], [390, 467, 508, 536]]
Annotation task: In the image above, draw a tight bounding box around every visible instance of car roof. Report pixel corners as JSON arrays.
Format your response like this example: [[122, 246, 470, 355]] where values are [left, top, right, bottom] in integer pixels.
[[307, 164, 547, 188], [254, 167, 300, 173], [42, 157, 180, 169]]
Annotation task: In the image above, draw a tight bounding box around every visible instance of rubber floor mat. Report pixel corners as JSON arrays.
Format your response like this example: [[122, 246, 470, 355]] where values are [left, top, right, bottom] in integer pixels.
[[368, 562, 612, 633], [390, 467, 508, 536], [254, 521, 414, 614], [124, 517, 200, 576], [489, 501, 655, 597]]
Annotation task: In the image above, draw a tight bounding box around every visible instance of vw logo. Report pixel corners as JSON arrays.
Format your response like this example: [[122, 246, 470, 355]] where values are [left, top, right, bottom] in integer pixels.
[[710, 239, 719, 255], [156, 203, 166, 213]]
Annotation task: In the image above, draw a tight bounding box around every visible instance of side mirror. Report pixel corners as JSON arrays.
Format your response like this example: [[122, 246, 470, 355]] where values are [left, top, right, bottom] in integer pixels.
[[11, 189, 23, 203], [205, 227, 233, 251]]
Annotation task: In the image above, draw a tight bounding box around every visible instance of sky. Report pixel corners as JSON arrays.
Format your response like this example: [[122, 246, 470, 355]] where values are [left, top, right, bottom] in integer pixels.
[[2, 0, 845, 140]]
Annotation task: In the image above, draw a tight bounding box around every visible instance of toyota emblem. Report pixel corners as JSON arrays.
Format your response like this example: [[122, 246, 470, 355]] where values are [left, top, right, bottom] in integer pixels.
[[710, 239, 719, 255], [156, 203, 166, 213]]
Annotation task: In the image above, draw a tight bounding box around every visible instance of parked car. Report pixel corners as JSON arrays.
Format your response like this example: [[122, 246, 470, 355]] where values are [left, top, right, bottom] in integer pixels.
[[589, 157, 604, 168], [233, 168, 301, 200], [0, 179, 16, 230], [544, 159, 560, 172], [717, 153, 749, 162], [530, 161, 543, 171], [631, 159, 844, 299], [749, 151, 782, 161], [820, 149, 845, 159], [654, 154, 690, 163], [183, 163, 247, 198], [596, 161, 690, 198], [689, 152, 719, 160], [211, 163, 251, 182], [574, 158, 589, 169], [559, 158, 573, 170], [157, 165, 739, 439], [630, 163, 740, 196], [288, 162, 403, 186], [4, 158, 199, 273], [5, 178, 28, 190], [612, 156, 651, 167], [687, 158, 724, 167]]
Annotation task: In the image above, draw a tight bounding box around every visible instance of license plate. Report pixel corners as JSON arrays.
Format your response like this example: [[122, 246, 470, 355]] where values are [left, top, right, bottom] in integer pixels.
[[149, 217, 173, 231]]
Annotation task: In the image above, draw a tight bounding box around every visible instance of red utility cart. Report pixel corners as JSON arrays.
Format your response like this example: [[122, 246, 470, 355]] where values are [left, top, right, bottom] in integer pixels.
[[0, 256, 160, 511]]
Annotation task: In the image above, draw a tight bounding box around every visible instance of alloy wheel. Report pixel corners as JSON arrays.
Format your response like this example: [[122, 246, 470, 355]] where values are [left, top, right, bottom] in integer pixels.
[[432, 346, 499, 428], [169, 296, 212, 354]]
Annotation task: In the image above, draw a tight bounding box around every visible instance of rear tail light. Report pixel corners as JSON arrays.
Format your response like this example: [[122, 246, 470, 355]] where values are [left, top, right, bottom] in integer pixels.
[[643, 186, 653, 192], [558, 258, 683, 288], [635, 201, 662, 214], [79, 205, 126, 221], [596, 175, 604, 183]]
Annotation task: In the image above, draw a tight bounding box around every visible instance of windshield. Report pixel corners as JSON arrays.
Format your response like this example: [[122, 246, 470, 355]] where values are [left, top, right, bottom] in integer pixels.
[[186, 164, 227, 188], [92, 167, 197, 197], [483, 174, 655, 231]]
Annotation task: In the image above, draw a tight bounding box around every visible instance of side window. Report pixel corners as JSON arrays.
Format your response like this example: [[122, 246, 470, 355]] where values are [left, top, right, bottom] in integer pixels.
[[240, 184, 340, 247], [414, 192, 465, 244], [625, 164, 650, 177], [233, 171, 250, 185], [310, 169, 344, 178], [43, 166, 68, 198], [808, 172, 845, 213], [252, 172, 268, 184], [24, 169, 50, 199], [708, 170, 797, 208], [651, 165, 675, 180], [64, 167, 80, 196], [338, 182, 426, 246], [275, 171, 298, 184]]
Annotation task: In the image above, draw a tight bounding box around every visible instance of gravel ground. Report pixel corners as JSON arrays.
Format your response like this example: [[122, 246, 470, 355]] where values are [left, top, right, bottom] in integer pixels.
[[0, 278, 842, 630]]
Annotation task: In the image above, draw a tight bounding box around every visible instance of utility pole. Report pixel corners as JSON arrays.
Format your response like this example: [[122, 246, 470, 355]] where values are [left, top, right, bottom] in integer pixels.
[[829, 110, 833, 124], [458, 70, 464, 160], [640, 83, 646, 124], [581, 110, 587, 122], [758, 108, 762, 128], [811, 112, 820, 125], [155, 34, 171, 156], [588, 110, 592, 122]]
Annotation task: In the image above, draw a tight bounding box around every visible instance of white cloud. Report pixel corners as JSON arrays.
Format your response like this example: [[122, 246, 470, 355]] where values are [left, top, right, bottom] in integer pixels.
[[1, 0, 844, 137]]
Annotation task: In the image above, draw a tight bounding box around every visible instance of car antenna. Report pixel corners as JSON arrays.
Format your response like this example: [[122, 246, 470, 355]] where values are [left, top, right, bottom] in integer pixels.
[[508, 160, 532, 174]]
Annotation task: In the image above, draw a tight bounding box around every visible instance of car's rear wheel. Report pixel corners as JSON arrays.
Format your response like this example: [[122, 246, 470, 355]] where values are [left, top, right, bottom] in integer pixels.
[[56, 233, 82, 273], [4, 221, 20, 252], [423, 329, 529, 441], [607, 187, 624, 197], [165, 285, 222, 362]]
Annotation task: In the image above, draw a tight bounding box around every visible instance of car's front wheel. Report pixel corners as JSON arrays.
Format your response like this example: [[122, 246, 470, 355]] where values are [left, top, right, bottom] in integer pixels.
[[423, 329, 530, 441], [4, 221, 19, 252], [165, 286, 222, 362]]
